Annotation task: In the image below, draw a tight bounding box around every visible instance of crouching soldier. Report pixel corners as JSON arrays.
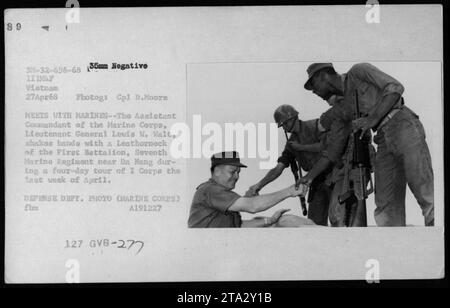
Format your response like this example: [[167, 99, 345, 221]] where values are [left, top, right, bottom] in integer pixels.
[[188, 151, 316, 228]]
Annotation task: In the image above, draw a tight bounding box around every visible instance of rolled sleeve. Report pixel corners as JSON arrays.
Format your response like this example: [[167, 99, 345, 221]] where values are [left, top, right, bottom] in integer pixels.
[[277, 147, 295, 168], [382, 83, 404, 98], [205, 185, 241, 214]]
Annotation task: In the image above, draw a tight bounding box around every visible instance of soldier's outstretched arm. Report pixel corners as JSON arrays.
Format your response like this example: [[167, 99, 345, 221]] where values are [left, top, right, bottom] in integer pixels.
[[231, 184, 307, 214], [297, 157, 332, 187], [244, 163, 286, 197]]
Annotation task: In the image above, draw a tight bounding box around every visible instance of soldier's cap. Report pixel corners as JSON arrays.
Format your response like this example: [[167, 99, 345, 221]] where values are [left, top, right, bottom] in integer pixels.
[[304, 63, 334, 90], [211, 151, 247, 169]]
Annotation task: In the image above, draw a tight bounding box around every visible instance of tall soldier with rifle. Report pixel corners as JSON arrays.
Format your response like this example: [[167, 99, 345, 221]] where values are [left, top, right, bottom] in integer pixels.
[[301, 62, 433, 227]]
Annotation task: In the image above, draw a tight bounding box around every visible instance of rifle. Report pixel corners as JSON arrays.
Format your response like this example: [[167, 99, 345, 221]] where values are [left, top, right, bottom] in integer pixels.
[[284, 130, 308, 216], [338, 90, 373, 227]]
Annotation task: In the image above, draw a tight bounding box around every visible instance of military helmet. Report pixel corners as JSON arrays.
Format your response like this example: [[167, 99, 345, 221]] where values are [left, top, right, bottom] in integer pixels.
[[273, 104, 299, 127]]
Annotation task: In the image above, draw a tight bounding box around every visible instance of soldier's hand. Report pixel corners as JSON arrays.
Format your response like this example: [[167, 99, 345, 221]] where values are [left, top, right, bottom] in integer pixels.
[[288, 141, 304, 151], [296, 175, 312, 189], [268, 209, 291, 225], [244, 184, 260, 197], [290, 183, 308, 197], [352, 117, 375, 139]]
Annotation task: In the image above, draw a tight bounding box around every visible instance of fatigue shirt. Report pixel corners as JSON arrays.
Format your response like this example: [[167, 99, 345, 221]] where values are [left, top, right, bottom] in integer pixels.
[[188, 179, 242, 228]]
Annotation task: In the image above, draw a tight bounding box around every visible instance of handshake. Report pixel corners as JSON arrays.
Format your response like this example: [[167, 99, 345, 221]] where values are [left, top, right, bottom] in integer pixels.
[[245, 182, 309, 198]]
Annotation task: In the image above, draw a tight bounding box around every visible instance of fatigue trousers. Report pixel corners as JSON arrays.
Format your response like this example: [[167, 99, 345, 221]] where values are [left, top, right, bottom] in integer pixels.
[[328, 177, 369, 227], [307, 180, 332, 226], [374, 107, 434, 226], [328, 179, 348, 227]]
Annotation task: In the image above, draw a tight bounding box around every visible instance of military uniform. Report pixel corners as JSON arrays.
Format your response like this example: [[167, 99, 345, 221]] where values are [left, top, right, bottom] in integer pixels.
[[318, 102, 355, 226], [278, 119, 332, 226], [188, 178, 242, 228], [342, 63, 434, 226]]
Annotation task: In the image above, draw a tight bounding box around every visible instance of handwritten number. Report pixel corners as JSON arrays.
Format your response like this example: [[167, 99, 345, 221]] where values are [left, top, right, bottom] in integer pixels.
[[117, 240, 126, 248], [132, 241, 144, 254]]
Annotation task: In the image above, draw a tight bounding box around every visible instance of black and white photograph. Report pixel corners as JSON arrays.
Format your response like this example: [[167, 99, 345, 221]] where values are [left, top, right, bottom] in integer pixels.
[[187, 61, 441, 229], [2, 3, 446, 287]]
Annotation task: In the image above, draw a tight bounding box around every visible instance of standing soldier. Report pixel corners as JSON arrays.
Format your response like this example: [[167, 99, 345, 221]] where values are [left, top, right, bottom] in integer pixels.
[[300, 62, 434, 226], [318, 95, 370, 227], [245, 105, 332, 226]]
